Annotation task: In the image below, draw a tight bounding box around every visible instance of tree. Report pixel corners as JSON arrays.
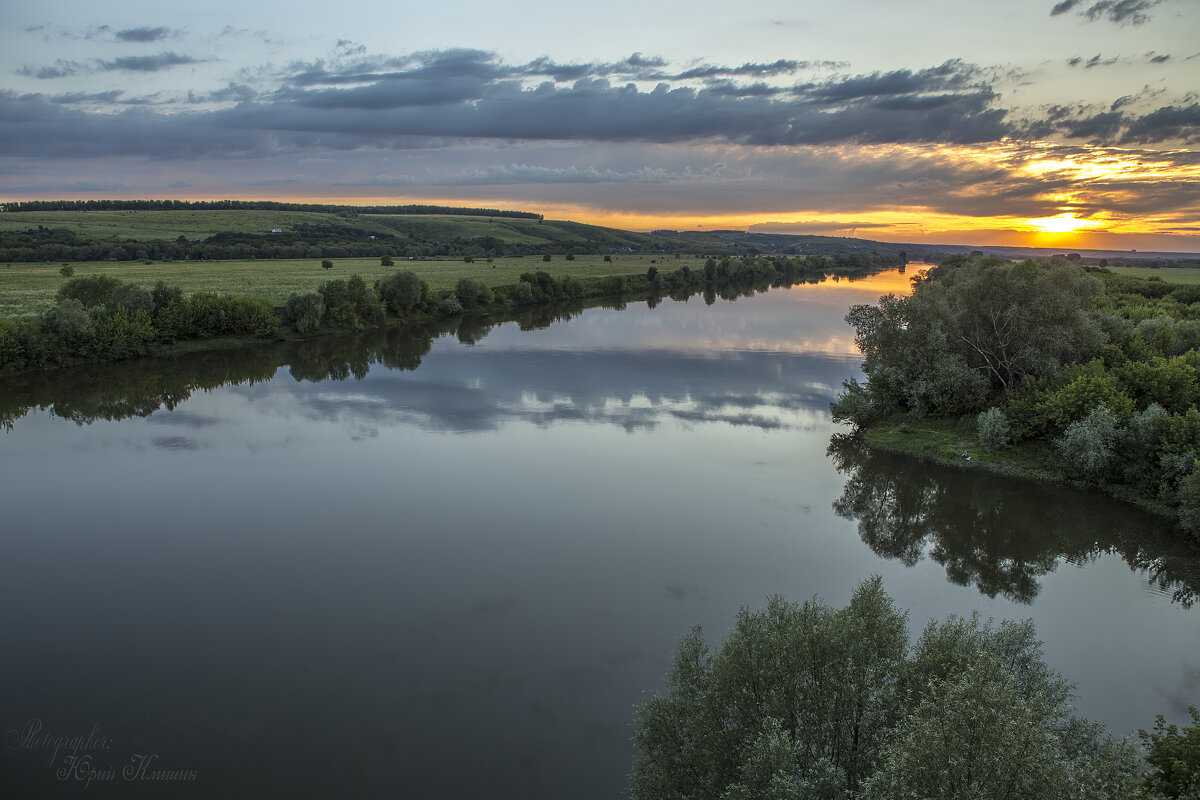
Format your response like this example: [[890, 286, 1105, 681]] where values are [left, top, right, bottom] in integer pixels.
[[454, 277, 491, 309], [378, 270, 426, 316], [380, 255, 394, 267], [321, 259, 333, 270], [284, 293, 324, 334], [631, 580, 1143, 800], [1140, 705, 1200, 799]]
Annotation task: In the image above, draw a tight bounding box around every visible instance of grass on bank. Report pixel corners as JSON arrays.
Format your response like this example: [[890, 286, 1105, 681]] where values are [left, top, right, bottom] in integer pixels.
[[0, 253, 703, 320], [862, 412, 1055, 482], [1107, 265, 1200, 284]]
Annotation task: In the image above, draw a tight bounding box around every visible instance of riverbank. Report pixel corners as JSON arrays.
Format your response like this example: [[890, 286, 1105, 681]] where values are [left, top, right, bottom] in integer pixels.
[[857, 413, 1186, 529], [0, 254, 901, 376]]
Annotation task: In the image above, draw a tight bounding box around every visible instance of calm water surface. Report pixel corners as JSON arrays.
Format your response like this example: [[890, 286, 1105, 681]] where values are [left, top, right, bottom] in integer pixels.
[[2, 269, 1197, 798]]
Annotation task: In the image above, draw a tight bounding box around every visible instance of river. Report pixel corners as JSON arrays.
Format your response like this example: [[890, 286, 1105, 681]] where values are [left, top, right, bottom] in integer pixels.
[[1, 268, 1197, 798]]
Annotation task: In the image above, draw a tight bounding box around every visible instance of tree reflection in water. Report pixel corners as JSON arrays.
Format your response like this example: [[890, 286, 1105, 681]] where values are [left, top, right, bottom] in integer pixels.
[[828, 434, 1200, 607]]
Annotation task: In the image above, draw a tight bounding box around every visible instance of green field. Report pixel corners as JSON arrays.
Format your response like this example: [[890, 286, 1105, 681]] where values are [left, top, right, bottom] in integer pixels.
[[1107, 265, 1200, 284], [0, 253, 700, 319], [0, 208, 729, 252]]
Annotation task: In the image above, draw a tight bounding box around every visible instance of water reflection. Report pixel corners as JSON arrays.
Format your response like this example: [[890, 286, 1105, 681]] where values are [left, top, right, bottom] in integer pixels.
[[829, 434, 1200, 607]]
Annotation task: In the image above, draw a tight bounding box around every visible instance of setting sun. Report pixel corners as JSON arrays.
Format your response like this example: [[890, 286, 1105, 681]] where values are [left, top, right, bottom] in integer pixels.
[[1024, 214, 1103, 234]]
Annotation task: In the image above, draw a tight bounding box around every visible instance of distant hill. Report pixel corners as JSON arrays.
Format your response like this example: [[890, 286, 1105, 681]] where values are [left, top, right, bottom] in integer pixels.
[[2, 202, 1195, 263]]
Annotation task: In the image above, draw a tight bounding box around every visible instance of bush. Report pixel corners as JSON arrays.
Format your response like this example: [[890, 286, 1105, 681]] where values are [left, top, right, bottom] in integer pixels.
[[565, 253, 575, 261], [285, 293, 325, 334], [321, 259, 333, 270], [227, 296, 280, 338], [0, 318, 24, 371], [604, 254, 612, 263], [151, 281, 184, 312], [59, 264, 74, 277], [378, 270, 426, 316], [514, 281, 535, 305], [57, 274, 121, 309], [1180, 463, 1200, 536], [437, 293, 463, 315], [542, 254, 552, 262], [153, 300, 193, 343], [1139, 705, 1200, 798], [189, 293, 234, 338], [455, 277, 492, 309], [42, 299, 95, 360], [112, 283, 153, 315], [1056, 403, 1121, 483], [380, 255, 394, 267], [94, 308, 155, 360], [830, 377, 877, 427], [976, 407, 1011, 450], [463, 256, 473, 263]]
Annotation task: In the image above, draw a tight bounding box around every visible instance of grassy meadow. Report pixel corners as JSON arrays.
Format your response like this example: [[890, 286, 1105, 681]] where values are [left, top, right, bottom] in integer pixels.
[[0, 253, 702, 319], [1106, 265, 1200, 284]]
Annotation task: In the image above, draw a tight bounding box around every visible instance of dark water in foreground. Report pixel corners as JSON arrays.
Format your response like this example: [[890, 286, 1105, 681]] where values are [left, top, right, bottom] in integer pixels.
[[2, 270, 1197, 798]]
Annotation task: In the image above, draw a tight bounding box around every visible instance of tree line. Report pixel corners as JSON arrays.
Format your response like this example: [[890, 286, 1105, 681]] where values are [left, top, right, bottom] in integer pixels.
[[0, 199, 543, 219], [0, 253, 902, 376]]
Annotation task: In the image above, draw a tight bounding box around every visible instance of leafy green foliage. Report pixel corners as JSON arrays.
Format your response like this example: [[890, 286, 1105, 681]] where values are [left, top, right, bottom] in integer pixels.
[[977, 406, 1011, 450], [1140, 706, 1200, 799], [284, 293, 325, 334], [454, 276, 491, 309], [57, 274, 121, 309], [633, 580, 1144, 800], [378, 269, 426, 316]]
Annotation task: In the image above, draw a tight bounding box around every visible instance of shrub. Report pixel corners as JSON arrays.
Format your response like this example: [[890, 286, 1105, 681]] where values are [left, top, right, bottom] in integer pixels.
[[188, 292, 231, 338], [437, 293, 463, 315], [94, 308, 156, 360], [514, 281, 535, 305], [378, 270, 426, 316], [1180, 463, 1200, 536], [1139, 705, 1200, 798], [59, 264, 74, 277], [228, 296, 280, 338], [380, 255, 394, 267], [463, 256, 473, 263], [542, 254, 552, 262], [830, 377, 876, 427], [565, 253, 575, 261], [42, 299, 95, 360], [0, 318, 24, 371], [603, 254, 612, 263], [1056, 403, 1120, 483], [976, 407, 1011, 450], [153, 299, 193, 343], [321, 259, 333, 270], [111, 283, 153, 315], [284, 293, 325, 334], [151, 281, 184, 312], [455, 277, 492, 309], [57, 274, 121, 309]]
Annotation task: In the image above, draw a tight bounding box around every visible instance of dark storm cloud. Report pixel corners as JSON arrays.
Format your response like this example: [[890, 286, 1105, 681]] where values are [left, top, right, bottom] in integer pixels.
[[17, 51, 202, 78], [15, 61, 82, 79], [2, 49, 1195, 164], [100, 51, 202, 72], [114, 26, 174, 43], [1051, 0, 1164, 24]]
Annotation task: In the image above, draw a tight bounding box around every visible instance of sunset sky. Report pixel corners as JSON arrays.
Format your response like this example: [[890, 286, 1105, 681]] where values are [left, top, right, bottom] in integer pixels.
[[2, 0, 1197, 251]]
